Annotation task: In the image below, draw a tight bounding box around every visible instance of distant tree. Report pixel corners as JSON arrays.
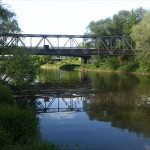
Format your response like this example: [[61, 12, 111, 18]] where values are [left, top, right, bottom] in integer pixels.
[[86, 18, 115, 36], [131, 12, 150, 71], [85, 7, 147, 36], [113, 8, 147, 36], [84, 7, 147, 68]]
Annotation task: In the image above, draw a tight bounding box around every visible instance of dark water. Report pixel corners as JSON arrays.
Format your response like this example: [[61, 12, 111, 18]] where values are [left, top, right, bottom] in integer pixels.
[[36, 69, 150, 150]]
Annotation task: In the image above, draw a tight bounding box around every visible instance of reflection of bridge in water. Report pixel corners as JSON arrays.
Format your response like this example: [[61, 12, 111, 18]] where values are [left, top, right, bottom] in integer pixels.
[[15, 87, 150, 113], [36, 93, 91, 113]]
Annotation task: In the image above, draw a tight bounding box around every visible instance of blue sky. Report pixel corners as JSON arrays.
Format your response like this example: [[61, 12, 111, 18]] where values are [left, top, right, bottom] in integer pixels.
[[3, 0, 150, 35]]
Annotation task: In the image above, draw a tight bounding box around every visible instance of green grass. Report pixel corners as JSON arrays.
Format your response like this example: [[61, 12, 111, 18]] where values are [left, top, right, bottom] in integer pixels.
[[41, 60, 150, 75]]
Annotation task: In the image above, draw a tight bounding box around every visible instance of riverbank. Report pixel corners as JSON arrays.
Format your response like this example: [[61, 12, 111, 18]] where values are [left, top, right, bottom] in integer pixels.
[[0, 84, 59, 150], [41, 63, 150, 76]]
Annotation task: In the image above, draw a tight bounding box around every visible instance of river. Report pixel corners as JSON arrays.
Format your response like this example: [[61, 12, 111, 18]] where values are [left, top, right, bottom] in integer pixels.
[[34, 69, 150, 150]]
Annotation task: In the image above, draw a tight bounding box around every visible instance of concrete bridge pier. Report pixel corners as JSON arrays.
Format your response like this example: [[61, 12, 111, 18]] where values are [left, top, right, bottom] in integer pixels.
[[81, 56, 92, 65]]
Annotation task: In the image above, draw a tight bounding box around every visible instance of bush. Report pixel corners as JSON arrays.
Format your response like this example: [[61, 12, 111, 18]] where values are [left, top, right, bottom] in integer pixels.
[[118, 62, 139, 72], [0, 106, 39, 145], [92, 55, 102, 68], [135, 50, 150, 73], [105, 57, 119, 70], [0, 127, 12, 149], [0, 84, 15, 104]]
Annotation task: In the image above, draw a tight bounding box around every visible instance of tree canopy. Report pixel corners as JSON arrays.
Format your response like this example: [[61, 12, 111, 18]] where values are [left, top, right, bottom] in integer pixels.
[[85, 7, 147, 36], [0, 1, 20, 33], [131, 12, 150, 49], [0, 2, 38, 86]]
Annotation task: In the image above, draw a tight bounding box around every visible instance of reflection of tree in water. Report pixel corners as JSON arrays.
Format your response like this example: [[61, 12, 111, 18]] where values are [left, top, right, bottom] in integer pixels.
[[17, 69, 150, 138], [91, 73, 140, 93], [85, 92, 150, 138], [38, 69, 82, 85]]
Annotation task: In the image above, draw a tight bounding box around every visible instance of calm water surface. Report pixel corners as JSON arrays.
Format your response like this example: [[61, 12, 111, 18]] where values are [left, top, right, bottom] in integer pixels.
[[36, 69, 150, 150]]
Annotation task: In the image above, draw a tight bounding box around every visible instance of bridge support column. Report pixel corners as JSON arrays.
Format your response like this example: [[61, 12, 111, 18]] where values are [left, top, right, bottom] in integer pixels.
[[81, 56, 92, 65]]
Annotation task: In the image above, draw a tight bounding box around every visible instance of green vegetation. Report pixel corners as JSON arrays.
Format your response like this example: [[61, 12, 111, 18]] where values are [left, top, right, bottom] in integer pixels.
[[0, 47, 38, 87], [41, 8, 150, 74], [85, 7, 147, 36], [0, 84, 15, 104], [0, 1, 20, 34], [7, 48, 38, 86], [0, 3, 59, 149], [0, 83, 59, 150], [1, 0, 150, 149]]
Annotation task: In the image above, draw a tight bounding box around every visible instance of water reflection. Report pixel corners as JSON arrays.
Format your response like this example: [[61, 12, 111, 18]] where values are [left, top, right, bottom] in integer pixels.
[[16, 70, 150, 149], [36, 93, 91, 113]]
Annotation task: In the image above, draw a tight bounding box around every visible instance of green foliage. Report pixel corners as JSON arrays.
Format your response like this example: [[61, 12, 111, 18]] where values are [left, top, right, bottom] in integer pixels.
[[0, 1, 20, 33], [61, 56, 81, 64], [6, 47, 38, 86], [0, 84, 15, 104], [92, 55, 103, 68], [118, 62, 139, 72], [32, 55, 53, 66], [86, 18, 115, 36], [0, 127, 12, 149], [0, 83, 59, 150], [131, 12, 150, 49], [86, 7, 147, 37], [104, 57, 119, 70], [134, 49, 150, 73], [136, 50, 150, 67], [0, 105, 39, 145]]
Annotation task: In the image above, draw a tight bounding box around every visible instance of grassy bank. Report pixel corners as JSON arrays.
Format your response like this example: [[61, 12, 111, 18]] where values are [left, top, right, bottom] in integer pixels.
[[41, 62, 150, 75]]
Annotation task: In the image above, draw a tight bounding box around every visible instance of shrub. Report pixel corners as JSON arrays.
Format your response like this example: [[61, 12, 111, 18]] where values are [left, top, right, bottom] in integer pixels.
[[105, 57, 119, 70], [118, 62, 139, 72], [0, 127, 12, 149], [0, 106, 39, 145], [0, 84, 15, 104]]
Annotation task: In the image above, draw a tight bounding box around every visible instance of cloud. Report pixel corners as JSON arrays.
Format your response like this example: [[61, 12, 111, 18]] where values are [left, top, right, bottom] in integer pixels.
[[48, 111, 76, 120]]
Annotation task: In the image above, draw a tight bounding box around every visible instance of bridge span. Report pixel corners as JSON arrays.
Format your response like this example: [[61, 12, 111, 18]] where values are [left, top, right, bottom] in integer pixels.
[[0, 33, 135, 57]]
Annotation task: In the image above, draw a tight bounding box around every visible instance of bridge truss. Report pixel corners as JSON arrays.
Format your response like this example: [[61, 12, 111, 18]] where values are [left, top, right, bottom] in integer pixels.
[[0, 33, 135, 56]]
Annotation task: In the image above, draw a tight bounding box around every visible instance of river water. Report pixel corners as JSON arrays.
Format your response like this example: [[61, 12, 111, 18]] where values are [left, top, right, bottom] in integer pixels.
[[36, 69, 150, 150]]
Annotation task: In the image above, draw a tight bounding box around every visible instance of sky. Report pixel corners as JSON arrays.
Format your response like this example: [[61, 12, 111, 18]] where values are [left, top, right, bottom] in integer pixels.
[[2, 0, 150, 35]]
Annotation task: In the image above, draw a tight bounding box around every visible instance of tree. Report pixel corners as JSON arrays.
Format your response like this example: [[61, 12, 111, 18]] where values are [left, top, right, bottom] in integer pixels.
[[86, 18, 115, 36], [5, 47, 38, 86], [0, 2, 38, 86], [0, 1, 20, 33], [85, 7, 147, 37], [131, 12, 150, 49], [131, 12, 150, 71]]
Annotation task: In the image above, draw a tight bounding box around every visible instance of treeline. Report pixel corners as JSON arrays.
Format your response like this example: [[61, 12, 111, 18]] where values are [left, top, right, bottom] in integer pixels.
[[85, 7, 147, 36], [83, 8, 150, 73]]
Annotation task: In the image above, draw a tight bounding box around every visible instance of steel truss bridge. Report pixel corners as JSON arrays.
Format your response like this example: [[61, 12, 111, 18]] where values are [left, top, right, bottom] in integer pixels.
[[0, 33, 135, 56]]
